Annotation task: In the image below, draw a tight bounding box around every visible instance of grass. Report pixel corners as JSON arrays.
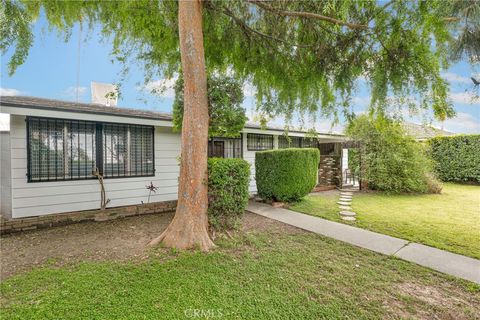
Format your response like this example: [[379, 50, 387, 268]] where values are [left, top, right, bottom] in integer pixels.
[[1, 228, 479, 319], [290, 183, 480, 259]]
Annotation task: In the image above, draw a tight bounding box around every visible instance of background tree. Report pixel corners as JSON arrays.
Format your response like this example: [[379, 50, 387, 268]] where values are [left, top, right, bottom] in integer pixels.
[[346, 115, 441, 194], [3, 0, 477, 250], [172, 73, 247, 138]]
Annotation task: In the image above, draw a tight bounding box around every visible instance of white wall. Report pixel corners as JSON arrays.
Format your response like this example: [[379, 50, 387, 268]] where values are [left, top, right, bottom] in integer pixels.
[[9, 115, 181, 218], [1, 131, 12, 218]]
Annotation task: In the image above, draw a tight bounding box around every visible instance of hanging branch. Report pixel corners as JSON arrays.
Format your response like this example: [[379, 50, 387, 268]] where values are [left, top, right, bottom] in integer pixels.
[[246, 0, 369, 30]]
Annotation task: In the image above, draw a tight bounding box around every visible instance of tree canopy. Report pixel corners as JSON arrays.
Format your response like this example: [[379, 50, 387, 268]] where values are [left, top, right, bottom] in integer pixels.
[[3, 0, 478, 124], [172, 73, 247, 138]]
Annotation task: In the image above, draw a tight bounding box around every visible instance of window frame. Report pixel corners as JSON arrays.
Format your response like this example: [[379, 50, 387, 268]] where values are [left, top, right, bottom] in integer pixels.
[[26, 116, 155, 182], [246, 133, 274, 151], [208, 134, 243, 159]]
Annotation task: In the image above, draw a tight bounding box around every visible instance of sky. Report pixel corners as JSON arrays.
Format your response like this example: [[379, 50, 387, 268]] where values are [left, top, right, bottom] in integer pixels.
[[1, 14, 479, 133]]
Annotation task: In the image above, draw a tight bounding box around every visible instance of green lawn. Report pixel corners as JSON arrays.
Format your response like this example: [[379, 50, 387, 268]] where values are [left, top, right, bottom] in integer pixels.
[[1, 227, 479, 319], [290, 183, 480, 259]]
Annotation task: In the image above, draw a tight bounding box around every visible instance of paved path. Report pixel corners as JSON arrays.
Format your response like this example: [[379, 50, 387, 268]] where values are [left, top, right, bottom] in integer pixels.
[[247, 202, 480, 284]]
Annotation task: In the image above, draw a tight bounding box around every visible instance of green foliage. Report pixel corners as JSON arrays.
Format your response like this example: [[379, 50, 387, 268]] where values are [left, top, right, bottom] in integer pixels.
[[348, 149, 360, 176], [173, 73, 247, 138], [255, 148, 319, 202], [428, 135, 480, 183], [207, 158, 250, 231], [2, 0, 472, 124], [347, 115, 439, 194]]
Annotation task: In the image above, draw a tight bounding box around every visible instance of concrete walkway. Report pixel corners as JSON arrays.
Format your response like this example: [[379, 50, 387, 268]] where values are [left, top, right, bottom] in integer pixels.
[[247, 202, 480, 284]]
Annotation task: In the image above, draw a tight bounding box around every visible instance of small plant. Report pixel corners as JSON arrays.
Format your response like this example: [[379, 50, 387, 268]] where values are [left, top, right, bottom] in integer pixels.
[[92, 168, 110, 210], [146, 182, 159, 203]]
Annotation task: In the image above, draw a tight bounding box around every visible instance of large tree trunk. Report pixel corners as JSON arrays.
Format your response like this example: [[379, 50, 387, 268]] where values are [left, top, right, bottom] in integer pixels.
[[149, 0, 214, 251]]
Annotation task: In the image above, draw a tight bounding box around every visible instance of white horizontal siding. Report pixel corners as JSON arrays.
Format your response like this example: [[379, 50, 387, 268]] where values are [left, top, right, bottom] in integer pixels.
[[1, 131, 12, 218], [9, 115, 181, 218]]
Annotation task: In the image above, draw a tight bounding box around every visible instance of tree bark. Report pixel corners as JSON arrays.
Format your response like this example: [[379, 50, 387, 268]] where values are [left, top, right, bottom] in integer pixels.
[[149, 0, 214, 251]]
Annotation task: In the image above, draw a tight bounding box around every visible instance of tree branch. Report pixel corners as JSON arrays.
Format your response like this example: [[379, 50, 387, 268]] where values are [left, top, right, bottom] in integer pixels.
[[247, 0, 369, 30], [219, 6, 314, 48]]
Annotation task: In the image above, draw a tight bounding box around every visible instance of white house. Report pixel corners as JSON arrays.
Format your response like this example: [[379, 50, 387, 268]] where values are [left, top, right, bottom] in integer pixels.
[[0, 96, 346, 219]]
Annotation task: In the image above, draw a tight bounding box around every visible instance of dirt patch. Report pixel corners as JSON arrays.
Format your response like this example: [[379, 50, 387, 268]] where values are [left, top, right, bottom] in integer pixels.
[[0, 211, 302, 280], [1, 212, 175, 279], [386, 281, 480, 320]]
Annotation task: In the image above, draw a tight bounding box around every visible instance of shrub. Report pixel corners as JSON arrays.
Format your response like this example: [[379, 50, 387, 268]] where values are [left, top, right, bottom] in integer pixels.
[[428, 135, 480, 183], [347, 115, 440, 194], [255, 148, 320, 202], [207, 158, 250, 231]]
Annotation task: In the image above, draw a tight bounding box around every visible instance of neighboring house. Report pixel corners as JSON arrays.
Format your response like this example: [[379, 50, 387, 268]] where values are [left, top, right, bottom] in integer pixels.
[[402, 122, 455, 141], [0, 96, 346, 219]]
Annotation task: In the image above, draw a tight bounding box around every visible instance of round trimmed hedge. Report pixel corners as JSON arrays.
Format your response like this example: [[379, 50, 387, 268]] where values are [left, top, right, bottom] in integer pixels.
[[255, 148, 320, 202]]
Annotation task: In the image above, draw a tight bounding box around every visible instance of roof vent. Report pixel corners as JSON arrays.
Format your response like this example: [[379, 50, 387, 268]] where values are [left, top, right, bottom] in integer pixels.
[[91, 82, 118, 107]]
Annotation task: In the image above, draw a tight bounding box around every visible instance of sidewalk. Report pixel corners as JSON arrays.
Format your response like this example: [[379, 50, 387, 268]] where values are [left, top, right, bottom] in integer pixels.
[[247, 201, 480, 284]]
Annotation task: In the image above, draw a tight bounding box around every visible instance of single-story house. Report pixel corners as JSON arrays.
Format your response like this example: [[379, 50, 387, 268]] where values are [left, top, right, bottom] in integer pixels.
[[0, 96, 347, 219]]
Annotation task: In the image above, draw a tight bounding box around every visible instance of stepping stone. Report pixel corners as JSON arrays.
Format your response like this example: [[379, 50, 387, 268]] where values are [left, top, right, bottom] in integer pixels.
[[337, 201, 351, 206], [341, 216, 356, 221], [340, 192, 353, 195], [338, 205, 352, 210], [339, 196, 352, 200], [339, 211, 356, 217]]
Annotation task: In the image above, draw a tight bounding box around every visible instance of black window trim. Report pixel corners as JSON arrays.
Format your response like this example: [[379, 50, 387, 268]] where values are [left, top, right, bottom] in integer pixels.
[[26, 116, 155, 183]]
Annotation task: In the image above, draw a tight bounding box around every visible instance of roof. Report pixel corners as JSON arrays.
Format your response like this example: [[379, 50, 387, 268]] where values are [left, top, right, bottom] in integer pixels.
[[402, 122, 455, 140], [0, 95, 173, 121], [0, 95, 344, 137]]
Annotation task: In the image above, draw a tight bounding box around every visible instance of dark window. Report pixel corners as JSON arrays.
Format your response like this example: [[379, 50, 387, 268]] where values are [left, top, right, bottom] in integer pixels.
[[27, 117, 154, 182], [318, 143, 336, 155], [278, 136, 318, 149], [247, 133, 273, 151], [302, 137, 318, 148], [278, 136, 302, 149], [208, 136, 243, 158]]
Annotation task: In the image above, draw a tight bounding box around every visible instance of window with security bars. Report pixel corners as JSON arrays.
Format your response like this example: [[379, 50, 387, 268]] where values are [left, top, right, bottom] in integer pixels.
[[278, 135, 302, 149], [207, 137, 243, 158], [28, 117, 96, 181], [302, 137, 318, 148], [278, 136, 319, 149], [247, 133, 273, 151], [27, 117, 154, 182], [103, 124, 154, 177]]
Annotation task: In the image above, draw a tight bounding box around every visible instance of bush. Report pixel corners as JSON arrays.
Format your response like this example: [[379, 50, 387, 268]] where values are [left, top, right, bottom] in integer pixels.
[[208, 158, 250, 231], [255, 148, 320, 202], [347, 115, 440, 194], [428, 135, 480, 183]]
